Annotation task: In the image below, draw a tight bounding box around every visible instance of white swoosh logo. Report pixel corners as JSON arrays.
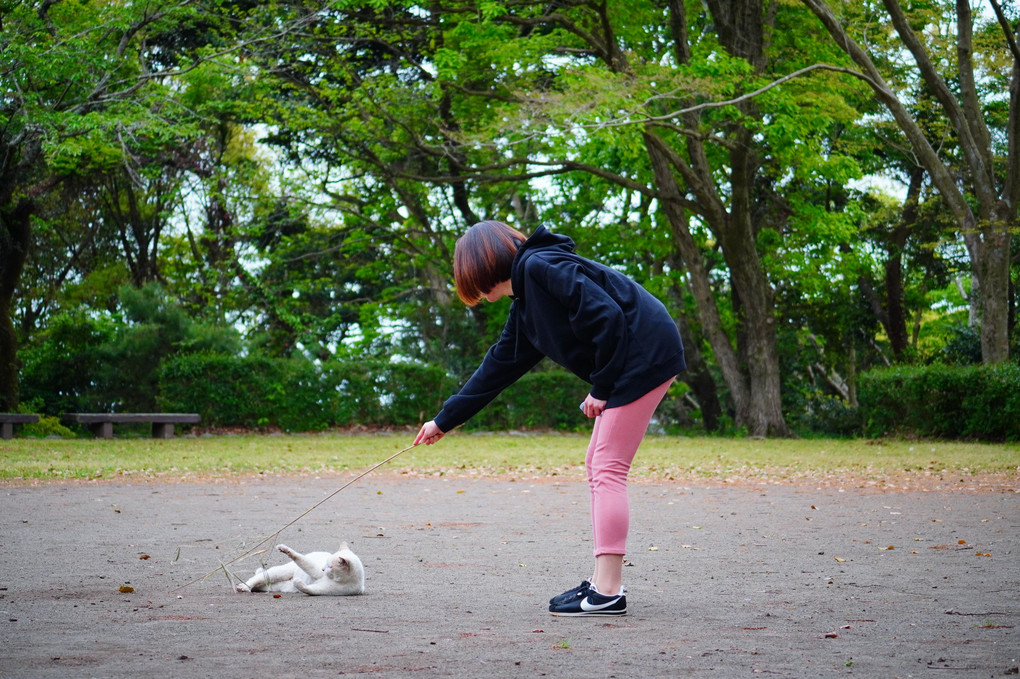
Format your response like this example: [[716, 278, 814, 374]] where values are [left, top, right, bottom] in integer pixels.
[[580, 596, 621, 612]]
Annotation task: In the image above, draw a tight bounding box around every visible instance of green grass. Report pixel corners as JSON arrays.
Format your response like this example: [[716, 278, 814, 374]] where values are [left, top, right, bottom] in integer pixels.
[[1, 431, 1017, 485]]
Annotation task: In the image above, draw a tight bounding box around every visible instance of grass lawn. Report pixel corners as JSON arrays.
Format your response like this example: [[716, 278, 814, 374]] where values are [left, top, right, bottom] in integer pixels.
[[1, 430, 1017, 489]]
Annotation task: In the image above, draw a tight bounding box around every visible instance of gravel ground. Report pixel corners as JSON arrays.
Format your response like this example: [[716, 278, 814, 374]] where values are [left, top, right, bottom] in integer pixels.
[[1, 472, 1017, 678]]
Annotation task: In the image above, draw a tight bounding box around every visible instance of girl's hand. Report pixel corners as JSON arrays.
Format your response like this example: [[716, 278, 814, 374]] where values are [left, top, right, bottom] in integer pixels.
[[414, 420, 445, 446], [581, 394, 607, 418]]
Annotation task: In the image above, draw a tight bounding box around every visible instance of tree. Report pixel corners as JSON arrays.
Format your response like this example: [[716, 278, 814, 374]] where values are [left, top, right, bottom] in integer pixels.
[[801, 0, 1017, 364], [439, 0, 875, 436], [247, 0, 888, 436], [0, 0, 224, 409], [237, 2, 540, 370]]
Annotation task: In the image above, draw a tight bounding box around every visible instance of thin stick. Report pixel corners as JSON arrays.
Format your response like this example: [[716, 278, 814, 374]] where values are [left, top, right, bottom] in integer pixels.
[[171, 442, 418, 592], [219, 562, 236, 587]]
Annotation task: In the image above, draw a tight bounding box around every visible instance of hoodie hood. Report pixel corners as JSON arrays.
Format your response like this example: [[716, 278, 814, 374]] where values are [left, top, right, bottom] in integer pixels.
[[510, 225, 574, 301]]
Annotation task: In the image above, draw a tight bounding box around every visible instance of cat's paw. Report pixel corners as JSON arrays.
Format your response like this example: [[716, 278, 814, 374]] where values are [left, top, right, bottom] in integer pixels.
[[235, 582, 251, 593], [277, 544, 294, 557]]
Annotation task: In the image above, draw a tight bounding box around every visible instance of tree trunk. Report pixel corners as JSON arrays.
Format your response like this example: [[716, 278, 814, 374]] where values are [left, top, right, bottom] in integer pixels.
[[0, 198, 33, 410], [665, 250, 723, 432], [674, 310, 723, 432], [700, 0, 794, 437], [884, 166, 924, 359], [718, 207, 792, 437], [973, 210, 1013, 362], [644, 132, 752, 429], [648, 0, 794, 437]]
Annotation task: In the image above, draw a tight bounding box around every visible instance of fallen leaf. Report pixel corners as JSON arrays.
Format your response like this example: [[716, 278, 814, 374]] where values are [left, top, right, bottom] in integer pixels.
[[834, 557, 846, 562], [119, 585, 134, 593], [273, 594, 281, 598], [886, 545, 895, 550], [958, 539, 967, 545], [824, 632, 838, 638], [139, 555, 151, 560]]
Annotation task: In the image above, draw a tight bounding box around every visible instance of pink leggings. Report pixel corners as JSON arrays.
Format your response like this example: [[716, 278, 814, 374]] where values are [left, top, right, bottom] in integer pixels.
[[586, 379, 673, 557]]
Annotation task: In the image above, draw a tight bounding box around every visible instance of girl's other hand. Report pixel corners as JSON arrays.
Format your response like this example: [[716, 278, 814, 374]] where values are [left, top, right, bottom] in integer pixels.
[[581, 394, 607, 418]]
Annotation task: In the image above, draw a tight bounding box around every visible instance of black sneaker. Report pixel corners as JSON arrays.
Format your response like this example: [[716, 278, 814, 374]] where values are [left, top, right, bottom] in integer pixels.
[[549, 590, 626, 616], [548, 580, 592, 606]]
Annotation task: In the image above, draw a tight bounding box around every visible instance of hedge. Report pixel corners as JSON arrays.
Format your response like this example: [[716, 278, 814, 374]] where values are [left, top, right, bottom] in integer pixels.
[[158, 354, 590, 432], [858, 363, 1020, 441]]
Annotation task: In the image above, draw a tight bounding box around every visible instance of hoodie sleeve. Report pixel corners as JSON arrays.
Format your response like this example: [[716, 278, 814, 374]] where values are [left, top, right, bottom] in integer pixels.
[[433, 307, 544, 433], [527, 255, 628, 401]]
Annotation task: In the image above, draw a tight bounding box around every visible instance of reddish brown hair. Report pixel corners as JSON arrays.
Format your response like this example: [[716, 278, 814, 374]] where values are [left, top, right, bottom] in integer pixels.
[[453, 220, 527, 306]]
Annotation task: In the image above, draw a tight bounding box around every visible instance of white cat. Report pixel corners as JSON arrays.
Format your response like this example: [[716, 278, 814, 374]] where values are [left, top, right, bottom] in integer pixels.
[[235, 542, 365, 596]]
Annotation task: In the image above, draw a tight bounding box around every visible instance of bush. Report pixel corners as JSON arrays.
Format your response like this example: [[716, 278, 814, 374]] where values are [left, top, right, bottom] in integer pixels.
[[160, 355, 463, 431], [467, 370, 588, 432], [858, 363, 1020, 441], [14, 400, 76, 438], [940, 324, 983, 365], [794, 394, 863, 438], [158, 354, 588, 432], [159, 353, 326, 431], [20, 286, 241, 415], [19, 312, 117, 414], [318, 360, 456, 427]]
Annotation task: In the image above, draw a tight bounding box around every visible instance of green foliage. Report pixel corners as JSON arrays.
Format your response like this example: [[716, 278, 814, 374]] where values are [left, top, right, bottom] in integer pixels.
[[859, 364, 1020, 441], [159, 352, 592, 433], [160, 354, 460, 431], [14, 399, 75, 438], [98, 284, 239, 410], [6, 0, 1018, 440], [19, 414, 76, 439], [19, 312, 118, 414], [793, 394, 863, 439], [159, 353, 325, 430], [467, 370, 590, 432], [938, 325, 983, 366], [19, 284, 240, 413]]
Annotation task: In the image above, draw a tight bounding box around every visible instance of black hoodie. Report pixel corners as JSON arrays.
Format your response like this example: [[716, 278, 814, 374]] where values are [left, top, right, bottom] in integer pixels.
[[433, 226, 685, 433]]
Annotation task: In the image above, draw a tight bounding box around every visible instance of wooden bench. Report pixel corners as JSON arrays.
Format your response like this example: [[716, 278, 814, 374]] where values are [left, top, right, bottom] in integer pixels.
[[0, 414, 40, 439], [61, 413, 200, 439]]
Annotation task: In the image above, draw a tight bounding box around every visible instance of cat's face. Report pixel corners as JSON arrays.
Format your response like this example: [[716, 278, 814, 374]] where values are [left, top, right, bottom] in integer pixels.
[[324, 542, 363, 582]]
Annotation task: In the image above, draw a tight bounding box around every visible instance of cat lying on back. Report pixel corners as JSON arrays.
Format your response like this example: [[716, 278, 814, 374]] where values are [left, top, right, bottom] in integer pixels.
[[235, 542, 365, 596]]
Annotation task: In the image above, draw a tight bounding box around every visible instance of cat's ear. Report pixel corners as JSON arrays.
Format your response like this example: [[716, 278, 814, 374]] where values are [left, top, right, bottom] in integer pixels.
[[339, 541, 349, 551]]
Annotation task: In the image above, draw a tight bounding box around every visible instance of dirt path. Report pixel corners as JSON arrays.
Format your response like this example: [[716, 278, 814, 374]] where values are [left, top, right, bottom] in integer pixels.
[[1, 474, 1017, 677]]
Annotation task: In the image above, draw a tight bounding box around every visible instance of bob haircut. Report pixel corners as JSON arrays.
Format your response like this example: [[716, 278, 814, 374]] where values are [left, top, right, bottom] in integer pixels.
[[453, 220, 527, 306]]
